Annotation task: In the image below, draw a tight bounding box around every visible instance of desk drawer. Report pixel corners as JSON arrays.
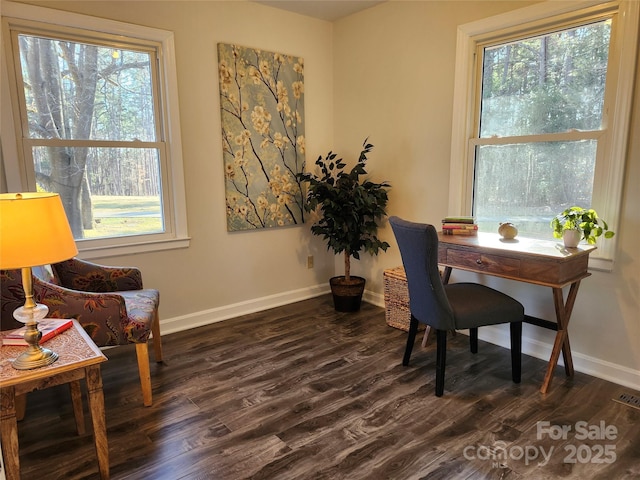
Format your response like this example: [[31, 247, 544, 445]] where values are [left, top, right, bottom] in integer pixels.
[[445, 248, 520, 277]]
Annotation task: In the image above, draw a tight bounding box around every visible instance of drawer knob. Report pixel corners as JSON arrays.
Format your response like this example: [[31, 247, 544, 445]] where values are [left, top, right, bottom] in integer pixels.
[[476, 259, 483, 265]]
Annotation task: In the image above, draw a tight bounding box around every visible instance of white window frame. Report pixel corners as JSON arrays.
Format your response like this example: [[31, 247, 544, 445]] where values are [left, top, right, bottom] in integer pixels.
[[1, 1, 190, 258], [449, 0, 638, 271]]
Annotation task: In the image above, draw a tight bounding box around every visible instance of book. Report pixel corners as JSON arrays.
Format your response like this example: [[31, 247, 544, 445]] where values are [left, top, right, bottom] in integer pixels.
[[1, 319, 73, 346], [441, 223, 479, 230], [442, 216, 476, 224], [442, 228, 478, 235], [442, 214, 478, 236]]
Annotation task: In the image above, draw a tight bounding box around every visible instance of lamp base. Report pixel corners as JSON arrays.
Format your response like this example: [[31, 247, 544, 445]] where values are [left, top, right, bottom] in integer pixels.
[[12, 347, 59, 370], [11, 299, 59, 370]]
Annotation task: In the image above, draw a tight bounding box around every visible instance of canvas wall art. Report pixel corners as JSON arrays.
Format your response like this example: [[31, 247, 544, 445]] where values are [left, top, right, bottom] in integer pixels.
[[218, 43, 306, 231]]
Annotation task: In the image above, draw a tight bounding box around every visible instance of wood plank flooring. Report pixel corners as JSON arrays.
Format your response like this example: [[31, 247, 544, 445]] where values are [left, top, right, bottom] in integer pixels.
[[13, 296, 640, 479]]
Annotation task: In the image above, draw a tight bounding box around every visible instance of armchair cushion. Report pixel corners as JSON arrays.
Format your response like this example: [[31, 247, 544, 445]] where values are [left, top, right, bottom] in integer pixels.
[[117, 290, 159, 344]]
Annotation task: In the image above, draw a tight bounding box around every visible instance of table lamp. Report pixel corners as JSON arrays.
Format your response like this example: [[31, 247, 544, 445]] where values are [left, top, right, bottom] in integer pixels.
[[0, 192, 78, 369]]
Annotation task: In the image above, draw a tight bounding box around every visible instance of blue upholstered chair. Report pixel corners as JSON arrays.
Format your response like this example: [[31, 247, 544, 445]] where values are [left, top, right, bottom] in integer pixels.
[[389, 216, 524, 396]]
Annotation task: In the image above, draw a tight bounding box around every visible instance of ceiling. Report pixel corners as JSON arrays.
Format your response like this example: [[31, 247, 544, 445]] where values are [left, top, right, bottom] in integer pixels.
[[254, 1, 386, 22]]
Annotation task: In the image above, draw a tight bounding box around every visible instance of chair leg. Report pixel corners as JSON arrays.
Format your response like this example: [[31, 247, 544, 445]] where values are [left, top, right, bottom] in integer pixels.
[[135, 342, 153, 406], [470, 327, 478, 354], [403, 315, 419, 366], [435, 329, 447, 397], [151, 310, 164, 363], [510, 321, 522, 384]]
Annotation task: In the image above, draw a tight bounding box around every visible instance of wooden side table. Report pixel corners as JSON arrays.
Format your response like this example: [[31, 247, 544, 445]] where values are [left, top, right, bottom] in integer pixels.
[[0, 320, 108, 480]]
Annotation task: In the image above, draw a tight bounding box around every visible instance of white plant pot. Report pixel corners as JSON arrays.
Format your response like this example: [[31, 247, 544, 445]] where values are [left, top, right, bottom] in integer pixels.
[[563, 229, 581, 248]]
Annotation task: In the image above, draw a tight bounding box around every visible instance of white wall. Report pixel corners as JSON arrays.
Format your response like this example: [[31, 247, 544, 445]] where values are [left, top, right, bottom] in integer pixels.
[[2, 0, 638, 389], [333, 1, 640, 389]]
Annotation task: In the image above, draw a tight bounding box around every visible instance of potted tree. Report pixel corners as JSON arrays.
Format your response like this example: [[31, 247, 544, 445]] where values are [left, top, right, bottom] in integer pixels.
[[297, 139, 391, 312], [551, 206, 615, 247]]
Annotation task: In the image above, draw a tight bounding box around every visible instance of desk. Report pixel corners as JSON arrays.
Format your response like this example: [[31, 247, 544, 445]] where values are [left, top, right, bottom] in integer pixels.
[[0, 321, 108, 480], [437, 231, 596, 394]]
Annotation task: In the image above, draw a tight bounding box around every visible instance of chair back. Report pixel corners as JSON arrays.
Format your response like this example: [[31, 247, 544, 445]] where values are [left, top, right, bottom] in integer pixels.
[[52, 258, 143, 292], [1, 269, 25, 330], [389, 216, 455, 330]]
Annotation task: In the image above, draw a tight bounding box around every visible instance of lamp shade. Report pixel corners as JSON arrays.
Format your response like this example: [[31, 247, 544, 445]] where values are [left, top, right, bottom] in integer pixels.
[[0, 192, 78, 269]]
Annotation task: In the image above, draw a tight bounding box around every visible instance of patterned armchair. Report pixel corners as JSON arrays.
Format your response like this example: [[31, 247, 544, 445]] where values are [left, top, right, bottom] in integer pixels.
[[1, 258, 163, 406]]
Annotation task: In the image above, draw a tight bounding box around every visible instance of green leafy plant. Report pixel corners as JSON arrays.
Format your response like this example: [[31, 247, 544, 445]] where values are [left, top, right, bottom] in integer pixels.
[[551, 206, 615, 244], [297, 139, 391, 282]]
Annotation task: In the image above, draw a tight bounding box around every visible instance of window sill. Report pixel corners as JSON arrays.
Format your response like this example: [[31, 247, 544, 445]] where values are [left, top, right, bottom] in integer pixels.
[[588, 256, 614, 273], [76, 236, 190, 260]]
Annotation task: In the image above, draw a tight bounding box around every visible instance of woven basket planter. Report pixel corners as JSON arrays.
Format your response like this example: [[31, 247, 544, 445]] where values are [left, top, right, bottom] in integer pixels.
[[383, 266, 411, 331]]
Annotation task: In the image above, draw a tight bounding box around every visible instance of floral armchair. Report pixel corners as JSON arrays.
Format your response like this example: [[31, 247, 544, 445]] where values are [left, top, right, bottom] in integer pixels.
[[1, 258, 163, 407]]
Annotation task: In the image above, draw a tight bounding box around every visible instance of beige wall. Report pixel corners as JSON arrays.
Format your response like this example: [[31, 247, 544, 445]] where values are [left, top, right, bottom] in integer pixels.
[[333, 1, 640, 388], [1, 0, 337, 322], [2, 0, 638, 388]]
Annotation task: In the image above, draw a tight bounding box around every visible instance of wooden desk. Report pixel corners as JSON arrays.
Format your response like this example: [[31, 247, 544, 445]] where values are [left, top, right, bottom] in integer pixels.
[[0, 321, 109, 479], [437, 231, 596, 394]]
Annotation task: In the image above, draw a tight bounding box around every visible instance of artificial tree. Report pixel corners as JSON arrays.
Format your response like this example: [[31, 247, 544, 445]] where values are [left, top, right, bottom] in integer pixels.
[[297, 139, 391, 310]]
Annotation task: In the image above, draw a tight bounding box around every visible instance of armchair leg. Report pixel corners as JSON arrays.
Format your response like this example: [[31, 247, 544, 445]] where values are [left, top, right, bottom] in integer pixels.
[[510, 321, 522, 384], [470, 327, 478, 354], [435, 329, 447, 397], [151, 310, 164, 363], [135, 343, 153, 407], [403, 315, 419, 366]]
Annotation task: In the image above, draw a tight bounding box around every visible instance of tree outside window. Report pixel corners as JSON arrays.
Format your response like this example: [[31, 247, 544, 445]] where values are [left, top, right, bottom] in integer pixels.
[[15, 33, 165, 241]]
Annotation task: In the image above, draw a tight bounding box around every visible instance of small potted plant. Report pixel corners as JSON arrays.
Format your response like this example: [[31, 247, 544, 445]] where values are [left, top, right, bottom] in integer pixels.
[[551, 206, 615, 247], [297, 139, 391, 312]]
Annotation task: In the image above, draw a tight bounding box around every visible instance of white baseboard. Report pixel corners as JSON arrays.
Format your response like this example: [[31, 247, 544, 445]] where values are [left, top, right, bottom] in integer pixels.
[[364, 289, 385, 307], [364, 289, 640, 391], [159, 284, 330, 336], [159, 286, 639, 392], [475, 324, 640, 392]]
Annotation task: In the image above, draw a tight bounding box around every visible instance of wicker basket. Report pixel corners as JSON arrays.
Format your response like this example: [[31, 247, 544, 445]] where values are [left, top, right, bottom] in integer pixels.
[[383, 266, 411, 331]]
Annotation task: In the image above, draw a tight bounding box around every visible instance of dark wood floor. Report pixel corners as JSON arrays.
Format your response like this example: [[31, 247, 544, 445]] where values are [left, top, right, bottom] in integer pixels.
[[13, 296, 640, 479]]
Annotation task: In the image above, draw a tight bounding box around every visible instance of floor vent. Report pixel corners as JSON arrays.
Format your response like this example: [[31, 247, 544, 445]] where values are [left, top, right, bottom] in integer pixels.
[[613, 393, 640, 410]]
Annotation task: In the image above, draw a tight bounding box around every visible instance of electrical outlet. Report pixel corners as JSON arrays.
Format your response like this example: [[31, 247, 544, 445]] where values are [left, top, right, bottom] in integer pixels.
[[307, 255, 314, 269]]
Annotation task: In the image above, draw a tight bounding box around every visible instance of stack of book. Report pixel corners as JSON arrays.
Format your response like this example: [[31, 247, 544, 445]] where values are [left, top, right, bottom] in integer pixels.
[[441, 216, 478, 235]]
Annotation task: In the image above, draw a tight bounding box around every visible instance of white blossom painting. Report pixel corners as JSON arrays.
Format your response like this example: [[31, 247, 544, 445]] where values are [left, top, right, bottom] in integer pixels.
[[218, 43, 306, 231]]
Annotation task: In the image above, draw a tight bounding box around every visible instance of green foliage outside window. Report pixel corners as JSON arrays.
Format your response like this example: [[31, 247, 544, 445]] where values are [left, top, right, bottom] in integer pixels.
[[474, 20, 612, 239]]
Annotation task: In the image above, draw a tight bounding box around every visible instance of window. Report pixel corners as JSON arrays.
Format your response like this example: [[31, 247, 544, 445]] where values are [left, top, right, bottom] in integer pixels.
[[2, 2, 189, 257], [449, 1, 638, 268]]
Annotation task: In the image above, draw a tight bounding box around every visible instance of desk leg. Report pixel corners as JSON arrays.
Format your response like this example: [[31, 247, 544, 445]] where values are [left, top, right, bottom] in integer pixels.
[[0, 386, 20, 480], [541, 281, 581, 394], [441, 266, 452, 285], [86, 365, 109, 479]]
